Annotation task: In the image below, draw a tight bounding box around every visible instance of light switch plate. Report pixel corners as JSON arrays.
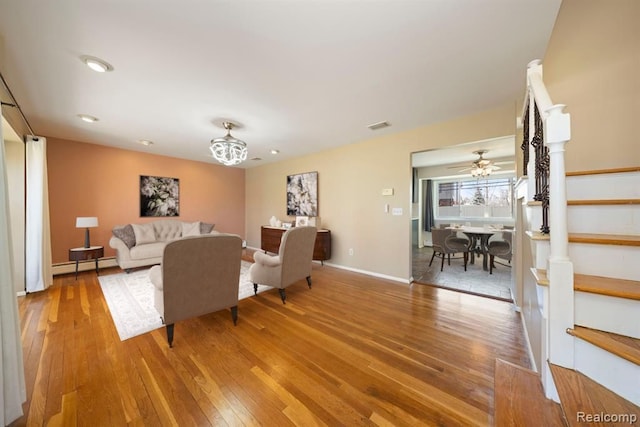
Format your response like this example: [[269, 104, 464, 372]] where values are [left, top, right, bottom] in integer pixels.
[[392, 207, 403, 216]]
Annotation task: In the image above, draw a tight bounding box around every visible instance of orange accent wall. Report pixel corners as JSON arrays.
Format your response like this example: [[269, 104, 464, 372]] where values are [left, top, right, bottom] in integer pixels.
[[47, 137, 245, 264]]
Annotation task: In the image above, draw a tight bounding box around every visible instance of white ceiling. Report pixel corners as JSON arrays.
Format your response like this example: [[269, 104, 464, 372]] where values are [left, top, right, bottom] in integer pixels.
[[0, 0, 561, 168], [412, 135, 516, 168]]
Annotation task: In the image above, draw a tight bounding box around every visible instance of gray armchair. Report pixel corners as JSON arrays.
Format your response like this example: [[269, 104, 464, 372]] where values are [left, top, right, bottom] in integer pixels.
[[249, 226, 317, 304], [149, 233, 243, 347]]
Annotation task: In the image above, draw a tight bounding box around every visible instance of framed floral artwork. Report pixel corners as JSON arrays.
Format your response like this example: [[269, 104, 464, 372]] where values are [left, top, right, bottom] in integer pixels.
[[140, 175, 180, 217], [286, 171, 318, 216]]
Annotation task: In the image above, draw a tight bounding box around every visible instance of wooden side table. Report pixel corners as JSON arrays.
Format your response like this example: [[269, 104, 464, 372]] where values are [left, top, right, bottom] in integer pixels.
[[69, 246, 104, 279], [260, 226, 331, 264]]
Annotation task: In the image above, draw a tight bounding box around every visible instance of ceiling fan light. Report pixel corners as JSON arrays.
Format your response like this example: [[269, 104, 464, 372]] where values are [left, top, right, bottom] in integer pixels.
[[209, 122, 248, 166]]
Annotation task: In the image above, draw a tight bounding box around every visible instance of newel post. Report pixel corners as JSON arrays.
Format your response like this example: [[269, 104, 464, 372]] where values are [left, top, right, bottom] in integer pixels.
[[544, 104, 571, 261], [545, 103, 575, 369]]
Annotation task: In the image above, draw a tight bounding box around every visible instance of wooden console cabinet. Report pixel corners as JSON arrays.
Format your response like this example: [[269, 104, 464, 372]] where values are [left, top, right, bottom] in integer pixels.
[[261, 226, 331, 262]]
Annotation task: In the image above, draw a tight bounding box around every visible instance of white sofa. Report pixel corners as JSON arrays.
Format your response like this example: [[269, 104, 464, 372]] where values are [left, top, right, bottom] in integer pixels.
[[109, 219, 217, 272]]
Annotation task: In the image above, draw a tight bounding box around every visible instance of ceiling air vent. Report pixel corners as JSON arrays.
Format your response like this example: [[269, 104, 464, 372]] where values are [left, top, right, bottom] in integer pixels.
[[367, 121, 390, 131]]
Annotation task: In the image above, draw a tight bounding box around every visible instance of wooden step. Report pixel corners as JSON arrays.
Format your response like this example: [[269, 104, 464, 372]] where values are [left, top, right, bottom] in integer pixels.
[[534, 270, 640, 300], [568, 198, 640, 206], [494, 359, 566, 427], [526, 231, 640, 246], [549, 363, 640, 427], [574, 274, 640, 301], [531, 268, 549, 286], [569, 233, 640, 247], [566, 166, 640, 177], [526, 230, 549, 240], [567, 326, 640, 366]]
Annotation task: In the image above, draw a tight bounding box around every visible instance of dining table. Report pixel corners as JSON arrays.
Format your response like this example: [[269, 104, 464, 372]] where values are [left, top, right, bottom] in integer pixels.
[[447, 226, 511, 271]]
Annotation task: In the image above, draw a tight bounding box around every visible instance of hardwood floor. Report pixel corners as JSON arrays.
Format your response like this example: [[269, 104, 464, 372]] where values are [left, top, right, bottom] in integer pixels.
[[13, 261, 532, 426]]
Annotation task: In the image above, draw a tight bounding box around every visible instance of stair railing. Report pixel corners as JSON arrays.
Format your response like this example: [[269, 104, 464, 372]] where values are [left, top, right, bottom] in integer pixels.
[[522, 60, 575, 378]]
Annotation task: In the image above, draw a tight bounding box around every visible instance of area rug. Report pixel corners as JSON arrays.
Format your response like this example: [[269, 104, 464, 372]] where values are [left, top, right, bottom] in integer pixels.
[[98, 260, 268, 341]]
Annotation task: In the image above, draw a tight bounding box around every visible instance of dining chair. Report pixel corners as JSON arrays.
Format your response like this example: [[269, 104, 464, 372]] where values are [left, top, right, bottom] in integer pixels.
[[488, 231, 512, 274], [429, 228, 471, 271]]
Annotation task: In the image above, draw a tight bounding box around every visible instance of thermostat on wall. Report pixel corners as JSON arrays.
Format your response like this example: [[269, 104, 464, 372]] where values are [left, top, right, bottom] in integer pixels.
[[382, 188, 394, 196]]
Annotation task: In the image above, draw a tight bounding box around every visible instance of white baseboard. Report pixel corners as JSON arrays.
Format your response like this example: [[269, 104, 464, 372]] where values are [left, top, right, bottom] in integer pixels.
[[322, 261, 410, 285], [52, 257, 119, 276]]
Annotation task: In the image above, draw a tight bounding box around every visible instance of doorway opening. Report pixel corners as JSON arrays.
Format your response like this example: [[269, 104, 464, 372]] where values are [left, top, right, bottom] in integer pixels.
[[411, 136, 516, 301]]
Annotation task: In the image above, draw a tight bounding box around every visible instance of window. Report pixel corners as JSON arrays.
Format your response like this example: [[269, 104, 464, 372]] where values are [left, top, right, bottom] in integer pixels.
[[436, 177, 514, 219]]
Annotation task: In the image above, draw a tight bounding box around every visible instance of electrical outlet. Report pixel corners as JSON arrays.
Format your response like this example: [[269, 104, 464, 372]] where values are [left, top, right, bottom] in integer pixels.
[[348, 248, 354, 256]]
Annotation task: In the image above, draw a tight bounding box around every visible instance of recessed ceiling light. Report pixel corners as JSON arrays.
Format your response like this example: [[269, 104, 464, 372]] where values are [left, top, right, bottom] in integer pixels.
[[250, 157, 262, 161], [138, 139, 154, 146], [367, 120, 390, 130], [77, 114, 98, 123], [270, 149, 280, 155], [80, 55, 114, 73]]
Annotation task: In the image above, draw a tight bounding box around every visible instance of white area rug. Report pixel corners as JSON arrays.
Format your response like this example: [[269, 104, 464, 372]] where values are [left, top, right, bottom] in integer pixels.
[[98, 260, 267, 341]]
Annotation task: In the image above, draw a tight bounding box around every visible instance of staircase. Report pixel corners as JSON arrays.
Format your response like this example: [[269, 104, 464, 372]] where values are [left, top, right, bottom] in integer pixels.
[[494, 60, 640, 425]]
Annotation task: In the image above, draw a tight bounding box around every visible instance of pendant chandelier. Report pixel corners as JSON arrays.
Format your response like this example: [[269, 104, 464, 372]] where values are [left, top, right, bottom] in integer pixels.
[[210, 121, 248, 166]]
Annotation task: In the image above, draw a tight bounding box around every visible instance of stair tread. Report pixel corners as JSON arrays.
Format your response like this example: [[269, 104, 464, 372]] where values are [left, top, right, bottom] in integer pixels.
[[549, 363, 640, 426], [574, 273, 640, 300], [568, 326, 640, 366], [568, 198, 640, 206], [531, 268, 550, 286], [494, 359, 566, 427], [566, 166, 640, 176], [526, 230, 550, 240], [533, 270, 640, 299], [569, 233, 640, 246]]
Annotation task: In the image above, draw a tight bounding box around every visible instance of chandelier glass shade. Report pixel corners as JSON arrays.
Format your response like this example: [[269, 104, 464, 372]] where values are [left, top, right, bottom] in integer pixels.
[[471, 165, 492, 177], [210, 122, 248, 166]]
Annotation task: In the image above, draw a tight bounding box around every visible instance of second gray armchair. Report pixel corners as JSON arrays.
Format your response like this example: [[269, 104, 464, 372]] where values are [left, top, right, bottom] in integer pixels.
[[249, 226, 318, 304]]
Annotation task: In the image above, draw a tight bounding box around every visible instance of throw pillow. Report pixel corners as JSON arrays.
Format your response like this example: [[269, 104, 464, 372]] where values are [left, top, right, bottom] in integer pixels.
[[112, 225, 136, 249], [182, 221, 201, 237], [200, 222, 215, 234], [132, 223, 156, 244]]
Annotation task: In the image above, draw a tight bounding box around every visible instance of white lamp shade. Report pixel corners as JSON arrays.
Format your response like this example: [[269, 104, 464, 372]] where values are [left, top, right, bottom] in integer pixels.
[[76, 217, 98, 228]]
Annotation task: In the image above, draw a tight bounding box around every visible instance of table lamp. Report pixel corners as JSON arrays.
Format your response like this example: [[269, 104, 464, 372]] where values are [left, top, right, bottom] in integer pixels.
[[76, 217, 98, 248]]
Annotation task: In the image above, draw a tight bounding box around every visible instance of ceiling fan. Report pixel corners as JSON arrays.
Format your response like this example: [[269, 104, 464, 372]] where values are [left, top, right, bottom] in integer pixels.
[[447, 150, 508, 176]]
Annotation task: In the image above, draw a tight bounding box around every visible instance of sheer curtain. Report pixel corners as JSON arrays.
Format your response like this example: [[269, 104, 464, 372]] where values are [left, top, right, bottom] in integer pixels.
[[25, 135, 52, 293], [0, 111, 27, 425]]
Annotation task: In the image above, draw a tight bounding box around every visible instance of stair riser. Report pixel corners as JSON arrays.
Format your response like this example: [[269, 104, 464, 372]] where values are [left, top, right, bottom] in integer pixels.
[[568, 244, 640, 281], [574, 339, 640, 406], [526, 205, 543, 231], [575, 292, 640, 339], [530, 240, 549, 270], [567, 205, 640, 235], [567, 172, 640, 200]]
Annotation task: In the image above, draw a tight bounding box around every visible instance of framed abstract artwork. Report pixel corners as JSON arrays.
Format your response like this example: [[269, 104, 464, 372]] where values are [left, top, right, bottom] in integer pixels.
[[140, 175, 180, 217], [286, 171, 318, 216]]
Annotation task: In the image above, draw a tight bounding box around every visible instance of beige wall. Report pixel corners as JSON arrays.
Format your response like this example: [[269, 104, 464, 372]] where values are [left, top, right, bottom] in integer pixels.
[[5, 139, 25, 293], [47, 138, 246, 264], [543, 0, 640, 172], [246, 103, 515, 281]]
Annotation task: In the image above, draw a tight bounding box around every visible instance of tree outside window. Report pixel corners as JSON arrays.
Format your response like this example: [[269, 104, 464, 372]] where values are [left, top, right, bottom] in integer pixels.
[[436, 177, 514, 219]]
